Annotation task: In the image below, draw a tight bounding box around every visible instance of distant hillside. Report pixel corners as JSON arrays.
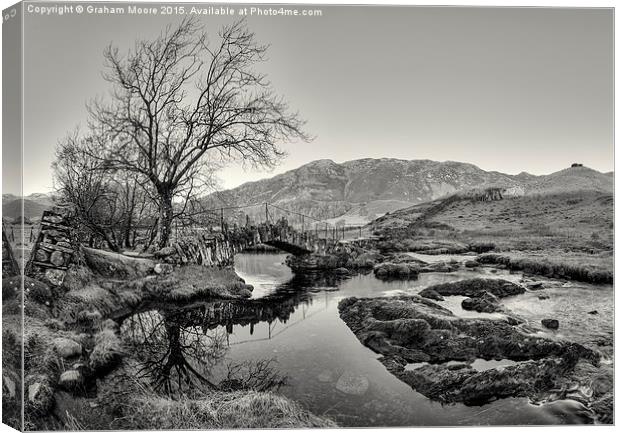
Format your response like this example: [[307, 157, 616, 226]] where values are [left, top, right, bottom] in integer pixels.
[[2, 193, 54, 221], [373, 188, 613, 252], [204, 158, 525, 223], [524, 166, 613, 195], [203, 159, 612, 224], [371, 164, 613, 251]]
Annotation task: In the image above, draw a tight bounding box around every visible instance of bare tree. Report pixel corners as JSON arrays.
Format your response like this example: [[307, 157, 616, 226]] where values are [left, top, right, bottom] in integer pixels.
[[53, 132, 156, 251], [86, 18, 308, 248]]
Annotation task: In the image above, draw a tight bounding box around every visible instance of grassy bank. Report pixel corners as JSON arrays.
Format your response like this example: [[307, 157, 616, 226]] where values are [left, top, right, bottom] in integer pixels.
[[477, 252, 613, 284], [370, 191, 613, 284], [119, 391, 335, 430], [11, 246, 335, 430]]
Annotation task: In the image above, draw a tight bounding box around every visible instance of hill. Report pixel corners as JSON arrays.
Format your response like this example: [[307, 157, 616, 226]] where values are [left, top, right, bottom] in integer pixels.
[[523, 166, 613, 195], [203, 158, 526, 223], [2, 196, 53, 221], [203, 159, 612, 224]]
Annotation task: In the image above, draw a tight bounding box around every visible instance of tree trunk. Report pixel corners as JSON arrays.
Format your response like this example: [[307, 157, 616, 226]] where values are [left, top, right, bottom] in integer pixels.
[[157, 190, 174, 249]]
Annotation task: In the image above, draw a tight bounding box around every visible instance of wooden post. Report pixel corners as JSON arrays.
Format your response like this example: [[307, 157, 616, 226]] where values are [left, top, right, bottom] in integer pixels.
[[220, 208, 224, 232], [265, 203, 269, 223]]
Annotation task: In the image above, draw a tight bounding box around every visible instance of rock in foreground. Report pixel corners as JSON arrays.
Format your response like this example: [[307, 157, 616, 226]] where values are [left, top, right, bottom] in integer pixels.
[[338, 295, 599, 405]]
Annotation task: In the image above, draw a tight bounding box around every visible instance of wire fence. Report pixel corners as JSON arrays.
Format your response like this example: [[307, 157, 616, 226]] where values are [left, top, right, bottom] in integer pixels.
[[175, 202, 372, 242]]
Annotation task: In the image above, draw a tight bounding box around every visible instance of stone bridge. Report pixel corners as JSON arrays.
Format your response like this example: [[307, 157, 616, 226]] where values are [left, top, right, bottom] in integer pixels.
[[160, 219, 358, 267], [13, 209, 368, 286]]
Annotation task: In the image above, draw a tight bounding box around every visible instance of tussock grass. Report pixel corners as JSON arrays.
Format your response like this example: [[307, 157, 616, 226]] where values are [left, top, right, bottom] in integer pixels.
[[124, 391, 336, 430], [478, 253, 613, 284], [89, 327, 124, 374]]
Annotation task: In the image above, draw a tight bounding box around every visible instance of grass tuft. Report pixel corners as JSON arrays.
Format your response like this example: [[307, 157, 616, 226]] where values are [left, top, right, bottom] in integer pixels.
[[123, 391, 336, 430]]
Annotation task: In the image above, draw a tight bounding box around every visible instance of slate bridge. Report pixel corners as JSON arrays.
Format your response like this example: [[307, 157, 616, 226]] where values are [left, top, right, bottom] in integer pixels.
[[4, 204, 369, 285], [166, 202, 369, 267]]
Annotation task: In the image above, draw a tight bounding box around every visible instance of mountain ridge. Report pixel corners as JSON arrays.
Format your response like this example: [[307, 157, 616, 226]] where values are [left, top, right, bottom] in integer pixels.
[[203, 158, 612, 223]]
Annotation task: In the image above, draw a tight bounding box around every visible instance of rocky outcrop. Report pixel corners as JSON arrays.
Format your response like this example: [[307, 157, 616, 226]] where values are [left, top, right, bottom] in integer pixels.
[[338, 295, 600, 405], [461, 291, 501, 313], [373, 262, 421, 280], [419, 278, 523, 313], [419, 278, 525, 299]]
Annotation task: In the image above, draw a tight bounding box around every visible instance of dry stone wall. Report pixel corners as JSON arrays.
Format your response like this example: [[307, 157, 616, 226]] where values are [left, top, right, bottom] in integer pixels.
[[25, 210, 78, 286]]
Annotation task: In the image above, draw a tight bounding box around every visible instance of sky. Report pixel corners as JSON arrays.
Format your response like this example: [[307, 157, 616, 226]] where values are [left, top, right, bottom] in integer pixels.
[[6, 3, 614, 195]]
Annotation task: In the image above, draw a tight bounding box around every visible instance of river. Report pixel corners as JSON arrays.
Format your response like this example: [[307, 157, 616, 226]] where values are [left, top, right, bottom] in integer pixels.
[[121, 252, 613, 426]]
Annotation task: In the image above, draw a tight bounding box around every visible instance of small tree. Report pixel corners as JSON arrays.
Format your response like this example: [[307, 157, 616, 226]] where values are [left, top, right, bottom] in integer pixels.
[[86, 18, 308, 248], [53, 132, 156, 251]]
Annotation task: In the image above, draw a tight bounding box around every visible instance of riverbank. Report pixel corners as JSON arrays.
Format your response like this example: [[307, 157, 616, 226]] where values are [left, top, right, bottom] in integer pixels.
[[282, 234, 613, 286], [5, 247, 335, 430]]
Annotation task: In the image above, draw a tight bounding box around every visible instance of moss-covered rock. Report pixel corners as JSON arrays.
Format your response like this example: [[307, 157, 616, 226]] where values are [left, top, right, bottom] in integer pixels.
[[338, 295, 600, 405], [419, 278, 525, 299]]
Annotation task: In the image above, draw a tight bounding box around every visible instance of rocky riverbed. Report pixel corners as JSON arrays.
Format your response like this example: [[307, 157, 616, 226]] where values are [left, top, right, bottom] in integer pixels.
[[337, 279, 613, 422]]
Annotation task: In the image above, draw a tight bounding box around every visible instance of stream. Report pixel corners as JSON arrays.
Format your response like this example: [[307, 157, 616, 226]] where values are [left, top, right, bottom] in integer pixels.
[[120, 252, 613, 426]]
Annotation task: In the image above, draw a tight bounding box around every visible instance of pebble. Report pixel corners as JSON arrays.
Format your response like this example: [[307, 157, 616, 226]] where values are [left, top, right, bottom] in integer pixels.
[[335, 371, 369, 396], [317, 370, 333, 383]]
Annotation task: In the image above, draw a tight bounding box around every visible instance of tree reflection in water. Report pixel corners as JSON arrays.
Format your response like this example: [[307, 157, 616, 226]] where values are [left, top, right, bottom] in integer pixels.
[[120, 271, 348, 396], [121, 310, 226, 395], [121, 308, 289, 396]]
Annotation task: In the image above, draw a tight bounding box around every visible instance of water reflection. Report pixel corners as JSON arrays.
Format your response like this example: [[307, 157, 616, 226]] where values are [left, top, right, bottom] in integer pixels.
[[119, 253, 611, 426], [122, 310, 226, 394], [119, 268, 344, 396]]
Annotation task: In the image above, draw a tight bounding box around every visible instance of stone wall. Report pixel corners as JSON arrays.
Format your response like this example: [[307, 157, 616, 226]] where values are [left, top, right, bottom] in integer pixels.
[[25, 210, 77, 286]]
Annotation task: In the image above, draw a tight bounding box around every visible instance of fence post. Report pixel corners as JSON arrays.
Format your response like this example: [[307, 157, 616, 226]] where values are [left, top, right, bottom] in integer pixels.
[[220, 208, 224, 232]]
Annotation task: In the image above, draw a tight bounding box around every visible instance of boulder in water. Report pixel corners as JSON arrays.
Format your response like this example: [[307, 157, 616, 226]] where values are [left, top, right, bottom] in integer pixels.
[[419, 278, 525, 299], [373, 262, 420, 280], [419, 288, 444, 301], [461, 291, 501, 313], [542, 319, 560, 329], [526, 281, 545, 290]]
